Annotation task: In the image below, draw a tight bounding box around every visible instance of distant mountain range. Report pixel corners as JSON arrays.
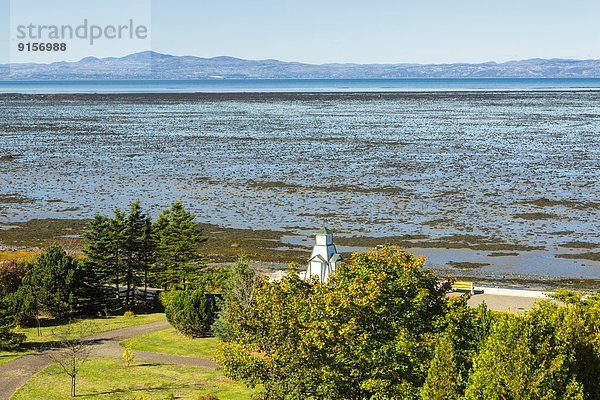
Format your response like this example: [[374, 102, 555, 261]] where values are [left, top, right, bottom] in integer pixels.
[[3, 51, 600, 80]]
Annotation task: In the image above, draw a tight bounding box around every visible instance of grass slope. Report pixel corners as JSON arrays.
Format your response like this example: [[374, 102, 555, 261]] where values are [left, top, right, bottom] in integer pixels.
[[121, 328, 217, 359], [12, 357, 255, 400], [0, 313, 166, 366], [16, 312, 166, 343]]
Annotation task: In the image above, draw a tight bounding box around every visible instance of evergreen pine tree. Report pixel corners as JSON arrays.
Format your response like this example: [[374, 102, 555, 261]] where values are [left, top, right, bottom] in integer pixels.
[[13, 246, 78, 333], [0, 292, 25, 350], [154, 202, 205, 289], [120, 201, 156, 308], [82, 214, 119, 313]]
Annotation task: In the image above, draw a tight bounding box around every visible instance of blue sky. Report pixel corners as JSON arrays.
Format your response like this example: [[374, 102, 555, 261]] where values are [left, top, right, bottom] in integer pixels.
[[2, 0, 600, 64]]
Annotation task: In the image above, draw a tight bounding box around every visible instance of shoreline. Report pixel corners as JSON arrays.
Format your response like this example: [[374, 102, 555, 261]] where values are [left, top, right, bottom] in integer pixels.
[[1, 218, 598, 290], [3, 88, 600, 96]]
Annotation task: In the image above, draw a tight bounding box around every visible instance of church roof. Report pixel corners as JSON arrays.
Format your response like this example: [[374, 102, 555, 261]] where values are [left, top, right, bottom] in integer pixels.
[[308, 254, 328, 263], [329, 253, 343, 263], [315, 227, 332, 235]]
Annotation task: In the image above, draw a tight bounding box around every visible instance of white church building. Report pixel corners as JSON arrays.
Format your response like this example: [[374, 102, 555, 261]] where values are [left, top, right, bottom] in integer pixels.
[[304, 227, 343, 283]]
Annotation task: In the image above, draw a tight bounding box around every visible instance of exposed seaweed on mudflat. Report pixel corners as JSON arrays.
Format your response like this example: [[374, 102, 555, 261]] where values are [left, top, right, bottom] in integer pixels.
[[559, 241, 599, 249], [522, 197, 600, 210], [0, 91, 599, 279], [447, 261, 491, 269], [336, 233, 543, 251], [512, 212, 559, 220], [0, 194, 32, 204], [556, 252, 600, 262]]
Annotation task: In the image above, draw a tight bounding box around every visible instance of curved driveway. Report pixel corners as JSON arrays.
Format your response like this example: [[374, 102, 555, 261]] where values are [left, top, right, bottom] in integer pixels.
[[0, 320, 217, 400]]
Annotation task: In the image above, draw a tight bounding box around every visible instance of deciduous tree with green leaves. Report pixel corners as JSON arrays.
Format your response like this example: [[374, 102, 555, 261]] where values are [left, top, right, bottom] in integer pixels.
[[212, 257, 261, 342], [463, 297, 596, 400], [420, 334, 462, 400], [216, 246, 451, 400]]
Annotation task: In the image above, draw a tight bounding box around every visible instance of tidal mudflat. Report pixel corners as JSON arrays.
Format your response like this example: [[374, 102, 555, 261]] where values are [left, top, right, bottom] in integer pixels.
[[0, 92, 598, 284]]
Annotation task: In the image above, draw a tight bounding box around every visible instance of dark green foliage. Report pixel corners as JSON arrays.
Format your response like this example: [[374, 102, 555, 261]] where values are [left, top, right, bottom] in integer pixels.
[[154, 202, 206, 290], [74, 257, 118, 316], [83, 214, 116, 286], [83, 201, 205, 309], [162, 289, 219, 337], [83, 212, 123, 308], [83, 202, 155, 310], [0, 322, 25, 350], [16, 246, 78, 320], [122, 201, 155, 307], [212, 258, 260, 342], [195, 266, 232, 293], [0, 292, 25, 350]]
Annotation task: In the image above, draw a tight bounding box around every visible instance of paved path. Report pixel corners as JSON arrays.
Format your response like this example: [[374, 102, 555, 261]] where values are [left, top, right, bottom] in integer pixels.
[[467, 293, 539, 312], [0, 320, 216, 400], [449, 286, 555, 313]]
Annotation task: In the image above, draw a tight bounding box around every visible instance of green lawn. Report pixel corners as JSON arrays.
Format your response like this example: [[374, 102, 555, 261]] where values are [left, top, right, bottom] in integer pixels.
[[16, 312, 166, 343], [0, 349, 33, 366], [12, 357, 256, 400], [121, 328, 217, 359], [0, 313, 166, 366]]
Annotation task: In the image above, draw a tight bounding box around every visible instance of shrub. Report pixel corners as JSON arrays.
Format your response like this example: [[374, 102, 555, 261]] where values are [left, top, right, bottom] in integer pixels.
[[0, 322, 25, 350], [122, 347, 135, 367], [123, 310, 136, 318], [163, 289, 218, 337], [195, 266, 232, 292]]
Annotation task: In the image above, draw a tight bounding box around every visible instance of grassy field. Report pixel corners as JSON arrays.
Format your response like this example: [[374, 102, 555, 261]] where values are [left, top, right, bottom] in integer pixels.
[[121, 328, 217, 359], [0, 313, 166, 366], [12, 357, 256, 400], [16, 312, 166, 343]]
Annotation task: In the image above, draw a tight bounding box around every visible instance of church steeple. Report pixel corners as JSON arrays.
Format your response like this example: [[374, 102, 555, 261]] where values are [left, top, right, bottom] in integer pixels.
[[305, 227, 343, 282], [315, 227, 333, 246]]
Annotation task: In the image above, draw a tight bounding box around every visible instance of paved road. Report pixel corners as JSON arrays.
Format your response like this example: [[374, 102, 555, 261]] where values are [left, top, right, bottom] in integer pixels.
[[0, 320, 216, 400]]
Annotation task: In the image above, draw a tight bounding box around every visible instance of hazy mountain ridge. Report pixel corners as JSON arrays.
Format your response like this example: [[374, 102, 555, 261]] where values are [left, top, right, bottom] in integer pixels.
[[2, 51, 600, 80]]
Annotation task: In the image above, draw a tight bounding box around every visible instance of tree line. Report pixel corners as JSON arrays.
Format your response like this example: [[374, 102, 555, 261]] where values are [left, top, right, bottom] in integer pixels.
[[0, 201, 209, 344], [84, 200, 206, 309], [211, 247, 600, 400], [2, 211, 599, 399]]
